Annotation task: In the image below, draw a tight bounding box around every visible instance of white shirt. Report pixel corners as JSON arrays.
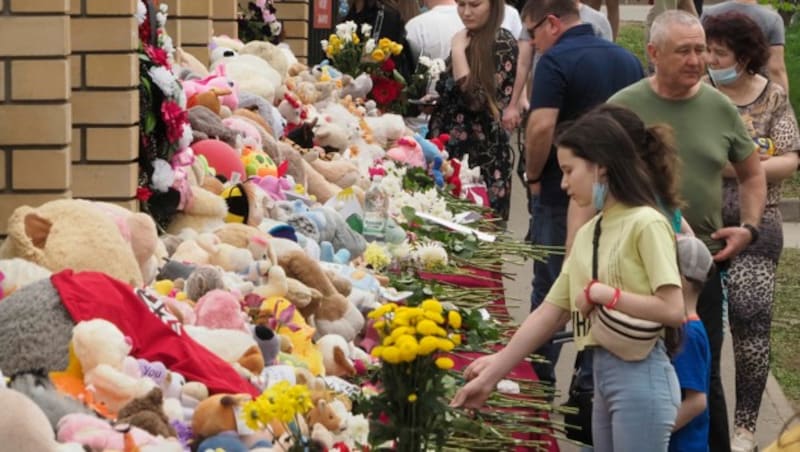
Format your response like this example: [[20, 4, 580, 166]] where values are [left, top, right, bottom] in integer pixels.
[[501, 4, 524, 39], [405, 5, 465, 60]]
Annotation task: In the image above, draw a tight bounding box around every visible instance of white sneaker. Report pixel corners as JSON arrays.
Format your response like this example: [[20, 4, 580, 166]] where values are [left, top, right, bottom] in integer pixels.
[[731, 429, 757, 452]]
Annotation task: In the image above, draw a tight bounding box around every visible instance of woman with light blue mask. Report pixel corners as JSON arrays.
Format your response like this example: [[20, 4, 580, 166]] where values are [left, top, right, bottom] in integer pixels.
[[703, 11, 800, 452], [451, 106, 687, 451]]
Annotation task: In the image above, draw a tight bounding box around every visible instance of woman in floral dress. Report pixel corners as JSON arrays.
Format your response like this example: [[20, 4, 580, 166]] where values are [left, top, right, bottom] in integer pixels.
[[427, 0, 518, 220]]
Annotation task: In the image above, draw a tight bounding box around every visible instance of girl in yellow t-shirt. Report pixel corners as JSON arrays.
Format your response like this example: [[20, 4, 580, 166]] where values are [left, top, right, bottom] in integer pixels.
[[451, 106, 686, 451]]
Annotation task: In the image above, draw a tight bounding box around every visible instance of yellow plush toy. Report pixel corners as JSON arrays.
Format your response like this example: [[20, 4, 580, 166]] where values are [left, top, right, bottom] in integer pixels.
[[257, 296, 324, 376]]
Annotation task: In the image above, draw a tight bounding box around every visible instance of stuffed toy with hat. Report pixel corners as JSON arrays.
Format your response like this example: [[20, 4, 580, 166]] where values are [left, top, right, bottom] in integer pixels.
[[0, 199, 151, 287]]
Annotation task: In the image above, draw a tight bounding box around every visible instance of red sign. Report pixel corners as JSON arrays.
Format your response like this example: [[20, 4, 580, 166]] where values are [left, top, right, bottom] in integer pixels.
[[314, 0, 333, 29]]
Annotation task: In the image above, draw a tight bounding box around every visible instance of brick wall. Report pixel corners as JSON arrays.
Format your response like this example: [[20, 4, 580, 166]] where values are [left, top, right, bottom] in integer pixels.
[[0, 0, 72, 234], [70, 0, 139, 211], [168, 0, 213, 66], [212, 0, 238, 39]]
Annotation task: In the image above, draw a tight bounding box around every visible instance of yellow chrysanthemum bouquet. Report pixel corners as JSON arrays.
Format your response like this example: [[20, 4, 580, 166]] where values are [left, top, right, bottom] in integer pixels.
[[242, 381, 314, 451], [360, 298, 463, 451]]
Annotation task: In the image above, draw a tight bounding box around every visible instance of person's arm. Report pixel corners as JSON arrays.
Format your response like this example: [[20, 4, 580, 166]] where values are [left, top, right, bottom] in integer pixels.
[[451, 29, 471, 88], [762, 153, 798, 182], [767, 46, 789, 95], [673, 389, 707, 431], [450, 303, 571, 409], [405, 22, 423, 61], [582, 283, 685, 327], [712, 151, 765, 261], [502, 38, 534, 130], [524, 108, 558, 194]]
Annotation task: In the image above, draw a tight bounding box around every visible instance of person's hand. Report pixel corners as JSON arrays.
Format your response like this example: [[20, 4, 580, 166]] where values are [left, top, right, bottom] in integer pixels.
[[528, 181, 541, 196], [452, 29, 471, 53], [759, 153, 772, 161], [502, 104, 521, 131], [711, 226, 753, 262], [451, 354, 499, 409], [518, 97, 530, 112]]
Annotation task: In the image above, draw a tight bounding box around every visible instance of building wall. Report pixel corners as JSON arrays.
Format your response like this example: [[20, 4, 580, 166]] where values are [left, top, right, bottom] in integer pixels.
[[70, 0, 140, 212], [0, 0, 72, 234], [168, 0, 213, 66]]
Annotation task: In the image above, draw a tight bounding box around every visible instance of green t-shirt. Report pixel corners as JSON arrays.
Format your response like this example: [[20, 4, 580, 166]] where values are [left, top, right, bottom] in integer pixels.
[[609, 79, 755, 253], [546, 204, 682, 350]]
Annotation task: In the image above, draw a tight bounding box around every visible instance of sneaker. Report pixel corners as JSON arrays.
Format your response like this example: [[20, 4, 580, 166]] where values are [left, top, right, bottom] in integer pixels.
[[731, 428, 757, 452]]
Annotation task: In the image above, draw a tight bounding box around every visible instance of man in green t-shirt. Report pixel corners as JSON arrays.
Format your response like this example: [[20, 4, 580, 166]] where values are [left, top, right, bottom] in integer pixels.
[[609, 10, 766, 452]]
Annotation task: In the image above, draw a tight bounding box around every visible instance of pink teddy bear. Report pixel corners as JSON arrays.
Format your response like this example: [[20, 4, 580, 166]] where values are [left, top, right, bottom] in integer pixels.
[[386, 136, 426, 168], [182, 64, 239, 111]]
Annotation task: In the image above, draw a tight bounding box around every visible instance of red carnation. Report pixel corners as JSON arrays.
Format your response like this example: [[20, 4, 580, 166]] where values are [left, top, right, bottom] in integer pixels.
[[370, 76, 402, 106], [161, 100, 188, 143], [380, 58, 396, 73], [136, 186, 153, 201], [145, 44, 170, 68]]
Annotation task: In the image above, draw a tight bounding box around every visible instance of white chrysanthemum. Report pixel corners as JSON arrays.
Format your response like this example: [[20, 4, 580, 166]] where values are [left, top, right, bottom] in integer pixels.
[[364, 38, 376, 54], [497, 379, 521, 394], [151, 158, 176, 192], [320, 39, 329, 51], [360, 23, 372, 37], [156, 11, 167, 27], [413, 241, 448, 270], [136, 1, 147, 25], [418, 56, 432, 68], [161, 34, 176, 58], [349, 414, 370, 446], [388, 240, 412, 260], [159, 3, 168, 13], [269, 21, 282, 36], [148, 66, 178, 97]]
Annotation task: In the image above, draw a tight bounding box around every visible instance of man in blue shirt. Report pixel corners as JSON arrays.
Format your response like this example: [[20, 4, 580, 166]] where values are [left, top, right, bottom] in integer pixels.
[[520, 0, 643, 386]]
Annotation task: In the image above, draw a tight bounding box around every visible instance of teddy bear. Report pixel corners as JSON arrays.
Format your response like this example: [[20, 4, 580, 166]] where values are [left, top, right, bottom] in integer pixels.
[[386, 136, 426, 168], [0, 387, 84, 452], [116, 387, 177, 438], [209, 35, 245, 65], [191, 393, 258, 442], [193, 289, 251, 333], [240, 40, 290, 82], [57, 412, 183, 451], [188, 105, 241, 148], [212, 54, 279, 103], [7, 371, 93, 430], [184, 325, 265, 378], [182, 64, 239, 111], [166, 170, 229, 235], [0, 273, 260, 398], [339, 73, 373, 100], [0, 257, 52, 300], [238, 91, 286, 139], [0, 199, 148, 287], [315, 334, 358, 377]]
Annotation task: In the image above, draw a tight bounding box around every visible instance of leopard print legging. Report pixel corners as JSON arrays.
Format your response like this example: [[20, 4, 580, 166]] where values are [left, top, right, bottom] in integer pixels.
[[727, 253, 778, 433]]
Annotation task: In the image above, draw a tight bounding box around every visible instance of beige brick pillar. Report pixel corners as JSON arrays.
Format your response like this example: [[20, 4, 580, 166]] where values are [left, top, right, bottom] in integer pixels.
[[70, 0, 139, 210], [212, 0, 238, 39], [280, 0, 309, 63], [169, 0, 213, 66], [0, 0, 72, 234]]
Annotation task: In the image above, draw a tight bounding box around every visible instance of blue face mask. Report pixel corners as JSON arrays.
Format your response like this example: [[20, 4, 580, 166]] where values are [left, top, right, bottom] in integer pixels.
[[592, 169, 607, 211], [708, 65, 740, 86]]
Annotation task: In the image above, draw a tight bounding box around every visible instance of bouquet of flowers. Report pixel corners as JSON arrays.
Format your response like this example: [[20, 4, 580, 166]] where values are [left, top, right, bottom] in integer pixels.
[[243, 381, 315, 451], [359, 298, 462, 451], [405, 56, 446, 102], [322, 22, 407, 114], [136, 1, 194, 229], [238, 0, 283, 44]]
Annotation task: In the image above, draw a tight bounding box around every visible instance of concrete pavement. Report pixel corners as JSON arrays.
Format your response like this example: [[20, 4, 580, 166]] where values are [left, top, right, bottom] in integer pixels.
[[502, 173, 797, 450]]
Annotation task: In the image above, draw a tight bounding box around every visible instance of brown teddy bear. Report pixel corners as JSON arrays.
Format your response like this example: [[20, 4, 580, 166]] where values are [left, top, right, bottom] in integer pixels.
[[116, 387, 177, 438]]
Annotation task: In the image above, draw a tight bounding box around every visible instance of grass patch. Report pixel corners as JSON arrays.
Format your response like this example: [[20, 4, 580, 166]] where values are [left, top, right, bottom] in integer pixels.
[[786, 22, 800, 115], [617, 22, 647, 70], [772, 247, 800, 407]]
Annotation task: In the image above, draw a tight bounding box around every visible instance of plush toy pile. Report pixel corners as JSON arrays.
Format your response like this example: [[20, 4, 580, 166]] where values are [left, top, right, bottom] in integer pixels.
[[0, 4, 552, 452]]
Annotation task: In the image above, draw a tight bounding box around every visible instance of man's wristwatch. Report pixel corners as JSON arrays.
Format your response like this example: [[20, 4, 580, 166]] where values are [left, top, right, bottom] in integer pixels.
[[741, 223, 760, 244]]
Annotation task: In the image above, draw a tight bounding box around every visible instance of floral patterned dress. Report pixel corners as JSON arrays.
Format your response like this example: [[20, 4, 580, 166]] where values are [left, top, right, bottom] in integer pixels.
[[427, 28, 518, 220]]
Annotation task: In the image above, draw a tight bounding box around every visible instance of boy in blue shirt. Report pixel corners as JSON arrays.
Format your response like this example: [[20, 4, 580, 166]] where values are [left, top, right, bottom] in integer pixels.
[[671, 235, 713, 452]]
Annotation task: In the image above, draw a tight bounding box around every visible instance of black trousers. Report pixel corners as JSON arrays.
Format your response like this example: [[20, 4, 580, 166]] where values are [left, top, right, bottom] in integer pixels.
[[697, 263, 731, 452]]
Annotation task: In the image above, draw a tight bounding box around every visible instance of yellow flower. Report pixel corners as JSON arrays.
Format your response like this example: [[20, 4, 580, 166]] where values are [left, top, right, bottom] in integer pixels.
[[371, 48, 386, 62], [352, 32, 360, 44], [396, 334, 419, 362], [242, 401, 263, 430], [382, 336, 395, 346], [449, 333, 462, 346], [330, 35, 341, 46], [421, 298, 443, 314], [378, 37, 393, 50], [408, 393, 418, 402], [390, 326, 415, 340], [416, 319, 440, 336], [418, 336, 439, 355], [371, 345, 384, 358], [437, 338, 455, 352], [435, 357, 455, 370], [368, 302, 397, 319], [423, 310, 445, 324], [391, 43, 403, 55], [447, 310, 462, 329], [364, 242, 391, 271], [374, 320, 386, 331], [382, 346, 402, 364]]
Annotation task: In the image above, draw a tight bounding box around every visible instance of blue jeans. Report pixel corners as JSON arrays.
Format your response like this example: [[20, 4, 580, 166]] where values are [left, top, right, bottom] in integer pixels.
[[528, 195, 567, 384], [592, 342, 681, 452]]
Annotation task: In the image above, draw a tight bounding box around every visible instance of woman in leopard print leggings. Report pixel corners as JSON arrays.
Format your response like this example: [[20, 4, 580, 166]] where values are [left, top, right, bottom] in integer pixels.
[[705, 12, 800, 451]]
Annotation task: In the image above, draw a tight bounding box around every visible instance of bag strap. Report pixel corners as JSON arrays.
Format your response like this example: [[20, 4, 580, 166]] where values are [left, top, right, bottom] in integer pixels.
[[373, 4, 385, 39], [591, 215, 602, 281]]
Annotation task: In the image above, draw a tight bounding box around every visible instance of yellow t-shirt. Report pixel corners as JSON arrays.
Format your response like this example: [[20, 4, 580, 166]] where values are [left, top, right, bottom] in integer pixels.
[[546, 203, 682, 350]]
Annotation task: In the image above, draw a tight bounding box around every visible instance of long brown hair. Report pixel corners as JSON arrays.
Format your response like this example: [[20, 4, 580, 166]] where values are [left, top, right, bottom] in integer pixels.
[[462, 0, 505, 119], [383, 0, 420, 23]]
